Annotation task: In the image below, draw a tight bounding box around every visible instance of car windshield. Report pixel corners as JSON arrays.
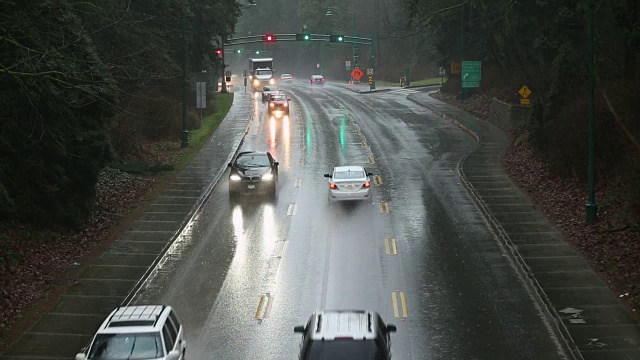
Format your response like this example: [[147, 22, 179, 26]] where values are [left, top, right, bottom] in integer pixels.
[[272, 95, 286, 101], [333, 170, 365, 180], [236, 154, 271, 168], [256, 69, 272, 76], [305, 340, 385, 360], [87, 333, 163, 360]]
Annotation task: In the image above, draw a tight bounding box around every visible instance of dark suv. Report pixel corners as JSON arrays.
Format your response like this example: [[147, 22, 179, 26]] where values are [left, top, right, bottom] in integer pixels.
[[228, 151, 278, 198], [294, 310, 397, 360]]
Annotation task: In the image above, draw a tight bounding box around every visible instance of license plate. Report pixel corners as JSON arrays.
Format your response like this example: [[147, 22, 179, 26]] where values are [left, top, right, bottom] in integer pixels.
[[247, 185, 256, 189]]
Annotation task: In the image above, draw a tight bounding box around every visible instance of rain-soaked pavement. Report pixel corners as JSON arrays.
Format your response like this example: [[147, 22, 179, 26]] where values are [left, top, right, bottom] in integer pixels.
[[126, 83, 567, 360], [4, 82, 638, 360]]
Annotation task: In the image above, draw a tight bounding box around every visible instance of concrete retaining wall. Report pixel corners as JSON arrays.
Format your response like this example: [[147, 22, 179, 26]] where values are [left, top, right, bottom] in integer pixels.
[[488, 98, 532, 131]]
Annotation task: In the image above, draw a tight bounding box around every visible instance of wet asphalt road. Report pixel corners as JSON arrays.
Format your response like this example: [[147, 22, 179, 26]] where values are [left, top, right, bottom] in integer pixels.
[[132, 83, 568, 359]]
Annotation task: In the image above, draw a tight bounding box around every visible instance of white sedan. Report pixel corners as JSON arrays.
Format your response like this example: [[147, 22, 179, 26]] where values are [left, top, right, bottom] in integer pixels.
[[324, 166, 373, 202]]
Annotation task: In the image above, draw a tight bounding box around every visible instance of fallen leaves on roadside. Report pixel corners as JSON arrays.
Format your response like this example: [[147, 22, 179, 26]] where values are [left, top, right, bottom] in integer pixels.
[[433, 92, 640, 314], [0, 167, 154, 338]]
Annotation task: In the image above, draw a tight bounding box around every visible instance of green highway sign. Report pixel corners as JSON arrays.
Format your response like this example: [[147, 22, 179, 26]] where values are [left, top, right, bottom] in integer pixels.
[[461, 61, 481, 88]]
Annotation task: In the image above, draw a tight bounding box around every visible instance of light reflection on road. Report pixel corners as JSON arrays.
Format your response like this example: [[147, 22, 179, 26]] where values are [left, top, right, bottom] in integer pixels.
[[231, 205, 247, 265], [283, 115, 290, 167], [261, 204, 276, 254]]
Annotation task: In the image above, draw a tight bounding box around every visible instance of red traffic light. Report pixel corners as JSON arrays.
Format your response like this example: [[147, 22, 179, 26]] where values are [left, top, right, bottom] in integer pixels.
[[215, 49, 222, 56], [264, 33, 275, 42]]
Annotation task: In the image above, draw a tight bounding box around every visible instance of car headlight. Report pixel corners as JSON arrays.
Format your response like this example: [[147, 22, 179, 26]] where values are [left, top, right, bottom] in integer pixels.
[[253, 79, 259, 86], [269, 79, 275, 85], [284, 102, 288, 107], [270, 103, 274, 107], [261, 172, 274, 181], [230, 174, 241, 181]]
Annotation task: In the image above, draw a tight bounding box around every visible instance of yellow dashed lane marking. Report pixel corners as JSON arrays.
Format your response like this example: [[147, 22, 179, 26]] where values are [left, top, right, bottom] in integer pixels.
[[384, 238, 397, 255], [373, 175, 383, 185], [392, 291, 408, 319], [379, 201, 390, 214], [255, 293, 273, 320], [368, 156, 375, 164], [361, 141, 368, 147]]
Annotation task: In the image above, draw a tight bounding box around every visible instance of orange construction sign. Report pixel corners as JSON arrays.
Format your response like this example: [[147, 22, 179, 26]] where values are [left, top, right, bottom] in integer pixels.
[[351, 67, 364, 81]]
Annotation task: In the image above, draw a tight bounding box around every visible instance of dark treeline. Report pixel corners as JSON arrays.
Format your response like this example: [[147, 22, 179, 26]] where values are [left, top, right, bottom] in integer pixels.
[[403, 0, 640, 216], [0, 0, 241, 227]]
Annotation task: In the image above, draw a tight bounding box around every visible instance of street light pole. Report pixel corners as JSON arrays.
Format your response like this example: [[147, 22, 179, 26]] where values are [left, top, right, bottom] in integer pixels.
[[586, 0, 597, 222], [352, 11, 356, 83], [221, 34, 228, 93], [459, 3, 465, 101], [180, 9, 189, 148]]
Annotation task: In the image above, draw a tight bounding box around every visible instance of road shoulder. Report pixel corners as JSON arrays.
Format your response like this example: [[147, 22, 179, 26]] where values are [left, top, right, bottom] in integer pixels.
[[408, 91, 640, 360]]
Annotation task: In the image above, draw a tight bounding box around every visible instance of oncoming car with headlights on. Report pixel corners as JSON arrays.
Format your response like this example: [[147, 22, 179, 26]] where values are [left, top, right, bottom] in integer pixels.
[[324, 166, 373, 202], [268, 93, 290, 115], [228, 151, 279, 199]]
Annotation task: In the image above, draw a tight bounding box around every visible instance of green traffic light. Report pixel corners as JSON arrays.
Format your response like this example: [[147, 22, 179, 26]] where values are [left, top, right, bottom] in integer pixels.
[[304, 35, 310, 40], [237, 49, 241, 54], [338, 36, 343, 42], [256, 51, 260, 54]]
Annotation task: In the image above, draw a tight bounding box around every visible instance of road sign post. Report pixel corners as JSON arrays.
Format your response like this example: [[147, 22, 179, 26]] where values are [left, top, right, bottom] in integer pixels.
[[351, 67, 364, 82], [461, 61, 481, 88], [518, 85, 532, 105], [439, 67, 446, 85]]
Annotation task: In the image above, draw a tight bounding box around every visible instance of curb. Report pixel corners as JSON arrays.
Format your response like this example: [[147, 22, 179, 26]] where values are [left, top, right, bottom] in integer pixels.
[[408, 92, 582, 360], [122, 94, 255, 305]]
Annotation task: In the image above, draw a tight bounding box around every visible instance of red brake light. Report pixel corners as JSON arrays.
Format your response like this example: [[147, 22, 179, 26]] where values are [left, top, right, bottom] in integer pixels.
[[330, 183, 337, 189], [321, 78, 325, 81], [362, 182, 370, 189]]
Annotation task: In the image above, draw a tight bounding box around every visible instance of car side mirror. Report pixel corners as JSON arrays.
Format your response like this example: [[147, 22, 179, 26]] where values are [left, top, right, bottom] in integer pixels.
[[323, 174, 330, 178], [228, 162, 232, 167], [294, 325, 305, 333], [287, 98, 291, 101], [273, 162, 279, 166], [166, 350, 181, 360], [386, 324, 397, 333], [367, 172, 373, 177], [75, 354, 88, 360]]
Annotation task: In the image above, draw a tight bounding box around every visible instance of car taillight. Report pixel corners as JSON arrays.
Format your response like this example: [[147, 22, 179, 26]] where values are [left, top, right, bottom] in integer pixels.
[[330, 183, 337, 189], [362, 182, 371, 189], [321, 78, 325, 81]]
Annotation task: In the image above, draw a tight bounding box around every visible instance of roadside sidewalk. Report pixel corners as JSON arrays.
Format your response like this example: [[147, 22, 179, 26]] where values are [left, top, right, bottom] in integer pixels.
[[408, 92, 640, 360], [0, 92, 254, 360]]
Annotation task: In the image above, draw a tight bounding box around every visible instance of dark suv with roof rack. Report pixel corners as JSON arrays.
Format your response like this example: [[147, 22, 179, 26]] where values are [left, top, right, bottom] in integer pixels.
[[294, 310, 397, 360]]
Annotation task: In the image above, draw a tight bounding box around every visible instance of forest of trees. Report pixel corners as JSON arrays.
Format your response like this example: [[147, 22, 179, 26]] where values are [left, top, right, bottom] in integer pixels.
[[0, 0, 241, 227], [1, 0, 638, 227], [402, 0, 639, 216]]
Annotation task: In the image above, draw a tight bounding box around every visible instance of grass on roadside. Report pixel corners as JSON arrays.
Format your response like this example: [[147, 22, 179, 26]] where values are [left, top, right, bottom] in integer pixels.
[[376, 77, 446, 87], [173, 92, 234, 170]]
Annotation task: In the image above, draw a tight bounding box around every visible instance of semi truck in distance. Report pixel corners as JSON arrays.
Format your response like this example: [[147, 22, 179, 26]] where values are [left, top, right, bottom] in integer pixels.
[[248, 58, 275, 91]]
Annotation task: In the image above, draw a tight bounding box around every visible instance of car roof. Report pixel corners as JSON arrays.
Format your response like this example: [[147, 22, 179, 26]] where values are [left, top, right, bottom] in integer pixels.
[[237, 150, 269, 157], [334, 166, 365, 173], [308, 310, 379, 341], [97, 305, 171, 334]]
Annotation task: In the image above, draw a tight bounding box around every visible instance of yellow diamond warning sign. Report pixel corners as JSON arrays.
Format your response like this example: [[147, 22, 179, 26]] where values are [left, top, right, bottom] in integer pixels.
[[518, 85, 532, 99]]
